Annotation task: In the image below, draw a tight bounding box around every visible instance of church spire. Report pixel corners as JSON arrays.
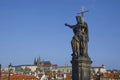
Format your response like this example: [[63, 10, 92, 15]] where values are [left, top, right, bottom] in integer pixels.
[[34, 58, 37, 65]]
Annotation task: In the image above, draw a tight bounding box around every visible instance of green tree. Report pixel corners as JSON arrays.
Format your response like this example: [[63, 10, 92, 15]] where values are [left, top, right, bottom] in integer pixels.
[[36, 68, 43, 72], [16, 67, 24, 72], [24, 67, 31, 74]]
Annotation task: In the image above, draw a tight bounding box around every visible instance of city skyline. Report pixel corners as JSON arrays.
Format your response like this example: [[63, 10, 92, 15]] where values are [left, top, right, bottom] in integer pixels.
[[0, 0, 120, 69]]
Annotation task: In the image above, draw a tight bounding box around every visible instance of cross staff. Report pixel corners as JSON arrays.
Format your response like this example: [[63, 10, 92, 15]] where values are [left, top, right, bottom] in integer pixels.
[[77, 7, 89, 26]]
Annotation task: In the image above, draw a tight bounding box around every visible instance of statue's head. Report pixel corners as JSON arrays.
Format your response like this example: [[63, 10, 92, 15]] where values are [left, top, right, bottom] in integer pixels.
[[76, 16, 81, 24]]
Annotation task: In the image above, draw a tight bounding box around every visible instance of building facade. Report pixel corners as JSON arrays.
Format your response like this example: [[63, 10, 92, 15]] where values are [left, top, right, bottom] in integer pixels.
[[58, 64, 72, 73], [91, 64, 106, 75]]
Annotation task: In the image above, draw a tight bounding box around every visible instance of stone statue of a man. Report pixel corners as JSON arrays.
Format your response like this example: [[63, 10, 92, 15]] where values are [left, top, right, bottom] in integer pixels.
[[65, 16, 89, 57]]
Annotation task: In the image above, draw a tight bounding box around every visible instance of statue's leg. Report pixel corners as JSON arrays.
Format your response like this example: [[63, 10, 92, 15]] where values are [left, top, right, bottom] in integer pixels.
[[85, 42, 88, 56], [75, 40, 79, 57], [71, 39, 77, 56], [80, 41, 83, 56], [71, 38, 80, 57], [83, 42, 88, 57], [83, 42, 85, 56], [76, 41, 80, 57], [71, 40, 74, 53]]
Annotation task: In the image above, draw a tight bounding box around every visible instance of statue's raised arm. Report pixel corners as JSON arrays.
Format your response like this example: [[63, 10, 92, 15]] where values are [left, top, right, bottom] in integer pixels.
[[64, 23, 75, 29]]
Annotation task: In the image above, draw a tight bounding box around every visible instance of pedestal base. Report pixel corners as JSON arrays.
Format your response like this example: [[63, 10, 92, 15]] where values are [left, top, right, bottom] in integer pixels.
[[71, 56, 92, 80]]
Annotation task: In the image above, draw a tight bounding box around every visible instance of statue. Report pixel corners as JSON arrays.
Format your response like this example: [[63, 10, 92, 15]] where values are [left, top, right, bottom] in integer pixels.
[[65, 8, 92, 80], [65, 16, 89, 57]]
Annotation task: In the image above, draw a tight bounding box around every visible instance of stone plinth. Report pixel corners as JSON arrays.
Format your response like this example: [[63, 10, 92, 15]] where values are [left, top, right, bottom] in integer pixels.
[[71, 56, 92, 80]]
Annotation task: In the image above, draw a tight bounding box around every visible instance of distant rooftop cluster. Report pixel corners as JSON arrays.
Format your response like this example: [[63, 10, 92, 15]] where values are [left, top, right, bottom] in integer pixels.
[[1, 57, 120, 80]]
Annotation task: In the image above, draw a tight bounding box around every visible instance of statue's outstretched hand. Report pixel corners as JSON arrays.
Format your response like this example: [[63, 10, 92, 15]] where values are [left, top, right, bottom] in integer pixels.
[[64, 23, 69, 26]]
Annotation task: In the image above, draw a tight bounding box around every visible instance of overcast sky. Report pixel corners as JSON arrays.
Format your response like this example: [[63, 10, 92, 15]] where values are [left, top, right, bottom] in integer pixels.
[[0, 0, 120, 69]]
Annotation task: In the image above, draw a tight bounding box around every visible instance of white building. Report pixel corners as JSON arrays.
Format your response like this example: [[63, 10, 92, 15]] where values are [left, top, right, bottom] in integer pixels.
[[20, 65, 37, 72], [58, 64, 72, 73], [91, 64, 106, 74]]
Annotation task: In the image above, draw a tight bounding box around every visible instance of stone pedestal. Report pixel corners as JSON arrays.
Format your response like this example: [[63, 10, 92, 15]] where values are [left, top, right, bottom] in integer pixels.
[[71, 56, 92, 80]]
